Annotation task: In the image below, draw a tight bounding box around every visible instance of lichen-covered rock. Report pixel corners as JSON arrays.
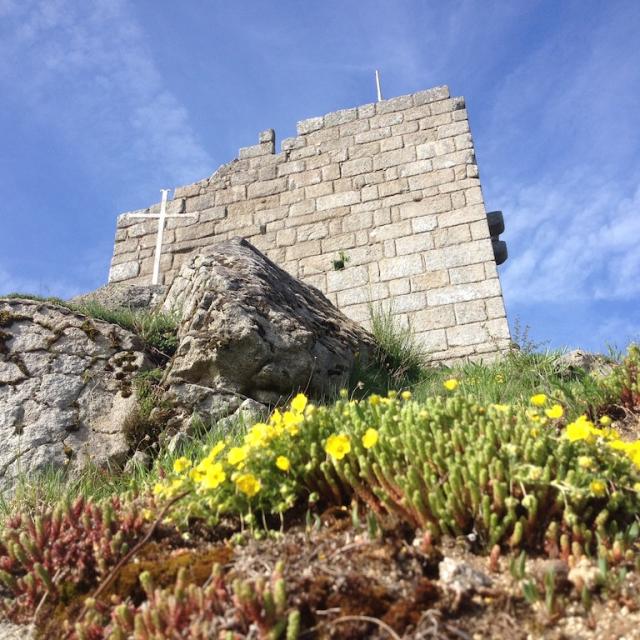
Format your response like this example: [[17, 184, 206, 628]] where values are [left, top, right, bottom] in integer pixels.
[[69, 282, 166, 310], [0, 298, 152, 492], [162, 237, 375, 414]]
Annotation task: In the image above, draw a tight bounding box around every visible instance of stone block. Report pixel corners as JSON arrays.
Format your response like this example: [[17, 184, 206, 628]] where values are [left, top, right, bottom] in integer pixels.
[[339, 119, 370, 136], [296, 116, 324, 135], [327, 265, 369, 293], [446, 322, 489, 347], [276, 228, 297, 247], [465, 186, 484, 205], [486, 297, 507, 322], [305, 182, 333, 199], [426, 278, 502, 306], [485, 318, 511, 340], [277, 160, 306, 176], [215, 185, 248, 206], [378, 178, 408, 198], [391, 291, 426, 313], [396, 233, 434, 256], [373, 147, 416, 170], [341, 157, 373, 177], [449, 263, 485, 285], [451, 191, 466, 209], [247, 177, 287, 199], [454, 133, 473, 151], [414, 304, 455, 330], [361, 185, 379, 202], [411, 269, 449, 291], [321, 233, 356, 253], [408, 168, 455, 190], [398, 159, 433, 177], [413, 86, 450, 105], [392, 121, 419, 135], [324, 107, 358, 127], [355, 127, 391, 144], [376, 94, 414, 114], [239, 142, 274, 159], [197, 207, 228, 224], [285, 240, 321, 261], [109, 260, 140, 283], [437, 204, 487, 228], [433, 224, 472, 248], [337, 283, 388, 307], [411, 214, 438, 234], [437, 121, 470, 139], [321, 164, 341, 181], [379, 136, 404, 152], [454, 300, 486, 324], [413, 328, 447, 353], [174, 221, 216, 242], [379, 254, 423, 281], [297, 221, 329, 242], [316, 190, 360, 211], [484, 262, 498, 279], [334, 177, 356, 193], [385, 277, 408, 295], [342, 211, 373, 232], [370, 112, 404, 129], [432, 149, 475, 170], [370, 220, 412, 241], [174, 182, 203, 199]]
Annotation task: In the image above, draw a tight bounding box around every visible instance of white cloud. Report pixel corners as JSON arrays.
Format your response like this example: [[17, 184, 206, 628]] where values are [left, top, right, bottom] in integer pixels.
[[0, 0, 212, 188]]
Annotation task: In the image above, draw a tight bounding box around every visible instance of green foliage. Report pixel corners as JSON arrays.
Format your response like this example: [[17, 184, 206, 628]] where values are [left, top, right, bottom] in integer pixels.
[[601, 343, 640, 410], [353, 304, 427, 395], [2, 292, 68, 306], [72, 301, 179, 360]]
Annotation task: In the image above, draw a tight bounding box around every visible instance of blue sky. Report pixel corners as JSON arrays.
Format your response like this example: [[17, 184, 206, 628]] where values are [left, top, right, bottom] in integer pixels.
[[1, 0, 639, 352]]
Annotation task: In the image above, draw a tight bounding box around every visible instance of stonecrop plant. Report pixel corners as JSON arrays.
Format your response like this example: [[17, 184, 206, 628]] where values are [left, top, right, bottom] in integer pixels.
[[0, 496, 146, 622], [72, 563, 300, 640], [153, 370, 640, 559]]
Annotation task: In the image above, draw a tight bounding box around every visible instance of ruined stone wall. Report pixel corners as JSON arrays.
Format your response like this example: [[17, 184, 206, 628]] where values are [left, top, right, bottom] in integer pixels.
[[109, 85, 510, 363]]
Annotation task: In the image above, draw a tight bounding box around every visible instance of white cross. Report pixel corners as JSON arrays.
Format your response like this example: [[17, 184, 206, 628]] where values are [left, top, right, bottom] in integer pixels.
[[127, 189, 197, 285]]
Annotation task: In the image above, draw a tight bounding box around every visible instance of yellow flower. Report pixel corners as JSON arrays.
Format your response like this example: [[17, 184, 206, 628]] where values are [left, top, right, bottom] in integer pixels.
[[276, 455, 291, 471], [401, 390, 412, 401], [545, 404, 564, 419], [236, 473, 261, 497], [172, 457, 192, 474], [227, 446, 249, 466], [565, 415, 596, 442], [245, 423, 272, 447], [283, 411, 303, 435], [633, 482, 640, 493], [153, 482, 166, 496], [599, 415, 612, 427], [589, 480, 607, 497], [495, 373, 505, 384], [578, 456, 594, 469], [530, 393, 548, 407], [200, 462, 226, 489], [325, 434, 351, 460], [368, 394, 381, 406], [443, 378, 459, 391], [291, 393, 308, 413], [362, 428, 379, 449], [207, 440, 226, 460]]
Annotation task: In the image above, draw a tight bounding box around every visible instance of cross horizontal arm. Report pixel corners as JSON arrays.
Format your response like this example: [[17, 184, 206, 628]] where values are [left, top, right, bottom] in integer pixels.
[[126, 213, 198, 219]]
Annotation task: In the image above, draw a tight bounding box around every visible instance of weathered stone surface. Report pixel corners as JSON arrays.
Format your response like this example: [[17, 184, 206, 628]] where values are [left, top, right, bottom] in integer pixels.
[[69, 283, 166, 310], [0, 298, 152, 493], [556, 349, 615, 379], [162, 238, 375, 411]]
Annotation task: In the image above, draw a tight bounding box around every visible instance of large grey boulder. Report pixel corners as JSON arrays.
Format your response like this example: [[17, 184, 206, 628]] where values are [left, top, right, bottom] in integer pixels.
[[0, 298, 152, 492], [162, 237, 376, 416]]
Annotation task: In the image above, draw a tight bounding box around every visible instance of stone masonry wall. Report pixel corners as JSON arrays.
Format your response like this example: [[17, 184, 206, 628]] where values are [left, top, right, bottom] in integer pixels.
[[109, 85, 510, 363]]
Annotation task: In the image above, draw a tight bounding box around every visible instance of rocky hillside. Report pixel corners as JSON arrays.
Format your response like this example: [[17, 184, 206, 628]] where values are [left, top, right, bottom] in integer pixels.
[[1, 238, 639, 639]]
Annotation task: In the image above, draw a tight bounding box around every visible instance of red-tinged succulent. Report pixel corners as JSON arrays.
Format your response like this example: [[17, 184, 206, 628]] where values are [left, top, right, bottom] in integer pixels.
[[72, 562, 300, 640], [0, 495, 146, 621]]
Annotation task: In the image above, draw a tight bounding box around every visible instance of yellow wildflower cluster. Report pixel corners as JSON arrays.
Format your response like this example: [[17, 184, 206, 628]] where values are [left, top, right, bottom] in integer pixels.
[[156, 393, 311, 504], [564, 414, 640, 469]]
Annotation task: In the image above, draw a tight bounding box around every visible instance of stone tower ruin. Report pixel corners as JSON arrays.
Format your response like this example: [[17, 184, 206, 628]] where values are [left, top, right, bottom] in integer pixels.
[[108, 85, 510, 364]]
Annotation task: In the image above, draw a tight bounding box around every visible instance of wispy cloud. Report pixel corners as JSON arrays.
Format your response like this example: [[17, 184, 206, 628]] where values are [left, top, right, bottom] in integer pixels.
[[0, 0, 212, 191]]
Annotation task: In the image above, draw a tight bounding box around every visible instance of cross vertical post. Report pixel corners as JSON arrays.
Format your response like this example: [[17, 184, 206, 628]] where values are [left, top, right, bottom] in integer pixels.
[[375, 70, 383, 102], [152, 189, 170, 285]]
